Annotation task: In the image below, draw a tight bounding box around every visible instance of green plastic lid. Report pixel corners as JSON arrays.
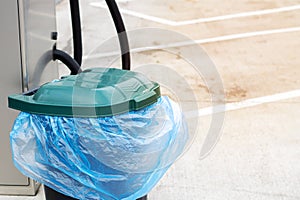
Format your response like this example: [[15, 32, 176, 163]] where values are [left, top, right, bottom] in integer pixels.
[[8, 68, 161, 117]]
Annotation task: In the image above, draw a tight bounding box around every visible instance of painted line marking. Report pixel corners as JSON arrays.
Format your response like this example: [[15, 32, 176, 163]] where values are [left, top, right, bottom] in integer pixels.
[[90, 2, 175, 26], [186, 90, 300, 118], [84, 26, 300, 60], [194, 26, 300, 44], [90, 3, 300, 26]]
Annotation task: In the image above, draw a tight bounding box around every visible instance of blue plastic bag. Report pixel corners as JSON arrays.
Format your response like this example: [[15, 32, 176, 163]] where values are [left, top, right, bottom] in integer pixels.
[[10, 96, 188, 200]]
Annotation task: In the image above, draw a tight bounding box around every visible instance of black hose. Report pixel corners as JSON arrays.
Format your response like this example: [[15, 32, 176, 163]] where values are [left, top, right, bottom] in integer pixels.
[[53, 0, 130, 73], [69, 0, 83, 66], [105, 0, 131, 70], [53, 49, 82, 75]]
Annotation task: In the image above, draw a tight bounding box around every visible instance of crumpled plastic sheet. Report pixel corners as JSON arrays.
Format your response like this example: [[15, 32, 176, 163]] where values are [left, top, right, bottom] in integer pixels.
[[10, 96, 188, 200]]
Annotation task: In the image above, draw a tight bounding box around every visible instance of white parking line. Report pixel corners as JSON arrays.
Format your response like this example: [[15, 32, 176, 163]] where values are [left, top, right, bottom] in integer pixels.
[[176, 4, 300, 26], [84, 26, 300, 60], [194, 26, 300, 44], [90, 3, 300, 26], [186, 90, 300, 118], [90, 2, 175, 25]]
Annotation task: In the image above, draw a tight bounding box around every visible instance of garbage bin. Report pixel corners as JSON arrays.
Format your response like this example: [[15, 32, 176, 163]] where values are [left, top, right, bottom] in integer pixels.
[[9, 68, 188, 200]]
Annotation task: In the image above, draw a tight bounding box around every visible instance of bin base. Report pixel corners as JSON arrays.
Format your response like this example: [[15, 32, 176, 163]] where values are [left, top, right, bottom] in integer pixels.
[[44, 186, 77, 200], [137, 195, 148, 200], [44, 185, 147, 200]]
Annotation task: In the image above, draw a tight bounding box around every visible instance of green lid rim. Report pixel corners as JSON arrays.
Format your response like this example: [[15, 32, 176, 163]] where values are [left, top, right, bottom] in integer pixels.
[[8, 83, 161, 118]]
